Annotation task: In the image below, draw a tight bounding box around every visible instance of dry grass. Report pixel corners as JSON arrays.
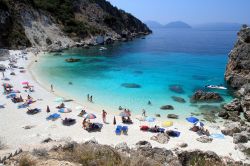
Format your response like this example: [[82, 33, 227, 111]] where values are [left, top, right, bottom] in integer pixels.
[[19, 156, 36, 166]]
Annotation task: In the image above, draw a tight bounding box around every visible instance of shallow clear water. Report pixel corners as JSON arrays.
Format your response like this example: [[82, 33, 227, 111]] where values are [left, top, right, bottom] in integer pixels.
[[32, 28, 237, 119]]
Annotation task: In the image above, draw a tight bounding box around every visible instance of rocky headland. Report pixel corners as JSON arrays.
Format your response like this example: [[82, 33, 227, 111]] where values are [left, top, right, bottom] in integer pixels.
[[0, 0, 151, 51]]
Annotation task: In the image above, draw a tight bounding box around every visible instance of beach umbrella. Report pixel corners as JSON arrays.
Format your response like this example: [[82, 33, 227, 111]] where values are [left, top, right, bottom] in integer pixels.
[[54, 97, 64, 102], [145, 117, 155, 122], [186, 117, 199, 123], [22, 81, 29, 85], [46, 113, 61, 120], [6, 93, 16, 98], [119, 111, 130, 117], [195, 121, 204, 127], [2, 83, 13, 88], [162, 121, 173, 127], [58, 108, 72, 113], [10, 90, 20, 93], [83, 113, 96, 119]]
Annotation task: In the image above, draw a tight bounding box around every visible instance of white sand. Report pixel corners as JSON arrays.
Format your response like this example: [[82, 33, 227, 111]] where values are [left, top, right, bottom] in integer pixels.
[[0, 50, 249, 162]]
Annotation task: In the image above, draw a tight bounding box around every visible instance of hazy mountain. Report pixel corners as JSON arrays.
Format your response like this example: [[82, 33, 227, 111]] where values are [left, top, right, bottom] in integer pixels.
[[194, 23, 242, 31], [145, 21, 163, 28], [164, 21, 192, 29]]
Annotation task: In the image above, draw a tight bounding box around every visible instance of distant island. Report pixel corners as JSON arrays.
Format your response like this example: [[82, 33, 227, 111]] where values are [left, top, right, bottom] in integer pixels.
[[164, 21, 192, 29], [145, 21, 192, 29]]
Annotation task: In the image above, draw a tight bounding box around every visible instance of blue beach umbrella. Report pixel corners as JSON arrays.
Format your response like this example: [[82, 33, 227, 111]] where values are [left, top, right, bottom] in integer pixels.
[[195, 121, 204, 127], [146, 117, 155, 122], [6, 93, 16, 98], [46, 113, 61, 120], [186, 117, 199, 123]]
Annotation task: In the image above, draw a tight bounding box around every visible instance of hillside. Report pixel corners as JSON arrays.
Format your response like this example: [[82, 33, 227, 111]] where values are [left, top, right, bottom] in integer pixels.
[[0, 0, 151, 50]]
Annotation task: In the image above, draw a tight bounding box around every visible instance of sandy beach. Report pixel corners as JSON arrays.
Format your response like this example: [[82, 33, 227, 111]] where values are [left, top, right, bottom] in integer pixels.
[[0, 50, 249, 163]]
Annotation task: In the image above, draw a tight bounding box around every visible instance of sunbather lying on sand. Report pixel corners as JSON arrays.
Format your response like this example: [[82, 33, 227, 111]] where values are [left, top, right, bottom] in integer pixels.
[[56, 102, 65, 109]]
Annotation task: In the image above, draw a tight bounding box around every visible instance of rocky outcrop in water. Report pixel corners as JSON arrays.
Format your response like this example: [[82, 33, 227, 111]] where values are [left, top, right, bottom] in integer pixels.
[[190, 90, 223, 103], [225, 25, 250, 89]]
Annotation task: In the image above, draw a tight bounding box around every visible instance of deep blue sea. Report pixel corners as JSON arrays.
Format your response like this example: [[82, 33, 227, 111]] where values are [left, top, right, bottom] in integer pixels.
[[32, 28, 238, 119]]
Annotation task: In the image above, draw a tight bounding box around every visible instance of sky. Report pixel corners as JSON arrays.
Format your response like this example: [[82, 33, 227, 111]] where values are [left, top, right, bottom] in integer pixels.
[[107, 0, 250, 25]]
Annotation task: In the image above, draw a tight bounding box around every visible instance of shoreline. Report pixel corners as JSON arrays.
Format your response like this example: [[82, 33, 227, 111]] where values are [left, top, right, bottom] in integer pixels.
[[0, 50, 249, 163]]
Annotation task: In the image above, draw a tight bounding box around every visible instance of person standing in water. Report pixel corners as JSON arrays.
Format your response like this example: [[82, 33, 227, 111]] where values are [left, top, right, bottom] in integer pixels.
[[87, 94, 90, 101], [90, 95, 93, 102], [148, 100, 151, 105], [51, 84, 54, 92], [102, 110, 107, 123], [142, 109, 146, 117]]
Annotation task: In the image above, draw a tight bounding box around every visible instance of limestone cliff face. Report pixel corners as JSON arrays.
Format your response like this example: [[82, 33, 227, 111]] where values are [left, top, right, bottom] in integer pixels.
[[225, 25, 250, 89], [0, 0, 152, 50]]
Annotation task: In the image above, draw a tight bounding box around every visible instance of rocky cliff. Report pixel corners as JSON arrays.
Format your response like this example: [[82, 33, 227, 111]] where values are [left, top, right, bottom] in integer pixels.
[[225, 25, 250, 89], [0, 0, 151, 50]]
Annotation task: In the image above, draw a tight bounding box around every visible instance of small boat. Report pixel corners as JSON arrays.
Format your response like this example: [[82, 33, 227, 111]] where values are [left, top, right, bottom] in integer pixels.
[[205, 85, 227, 90], [65, 58, 80, 63], [99, 47, 107, 51]]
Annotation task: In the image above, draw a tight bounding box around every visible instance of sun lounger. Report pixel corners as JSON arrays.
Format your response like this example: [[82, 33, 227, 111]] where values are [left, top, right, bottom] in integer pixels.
[[27, 108, 41, 115], [166, 130, 180, 137], [86, 123, 103, 132], [122, 126, 128, 135], [62, 118, 76, 126], [115, 125, 122, 135]]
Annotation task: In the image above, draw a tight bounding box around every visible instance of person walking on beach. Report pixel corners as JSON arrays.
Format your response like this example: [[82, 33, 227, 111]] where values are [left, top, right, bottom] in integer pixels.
[[142, 109, 146, 117], [51, 84, 54, 92], [102, 110, 107, 123]]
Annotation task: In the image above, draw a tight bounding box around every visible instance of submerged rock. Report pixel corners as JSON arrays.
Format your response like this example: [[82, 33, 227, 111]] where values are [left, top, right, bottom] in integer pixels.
[[190, 90, 223, 103], [160, 105, 174, 110], [121, 83, 141, 88], [65, 58, 80, 63], [171, 96, 186, 103], [169, 84, 184, 94], [167, 114, 179, 119]]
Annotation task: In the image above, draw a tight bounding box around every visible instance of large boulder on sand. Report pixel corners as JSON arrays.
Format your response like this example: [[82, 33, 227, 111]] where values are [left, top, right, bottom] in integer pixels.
[[196, 136, 213, 143], [221, 122, 242, 136], [151, 133, 170, 144], [233, 133, 248, 144], [190, 90, 223, 103]]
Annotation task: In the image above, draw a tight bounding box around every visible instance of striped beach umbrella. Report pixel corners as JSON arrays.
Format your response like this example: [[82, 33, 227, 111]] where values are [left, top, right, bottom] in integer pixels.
[[195, 121, 204, 127], [83, 113, 96, 119], [2, 83, 13, 88], [58, 108, 72, 113]]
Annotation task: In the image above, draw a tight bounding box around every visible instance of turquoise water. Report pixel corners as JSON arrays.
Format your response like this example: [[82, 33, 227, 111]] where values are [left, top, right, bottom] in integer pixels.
[[33, 28, 237, 119]]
